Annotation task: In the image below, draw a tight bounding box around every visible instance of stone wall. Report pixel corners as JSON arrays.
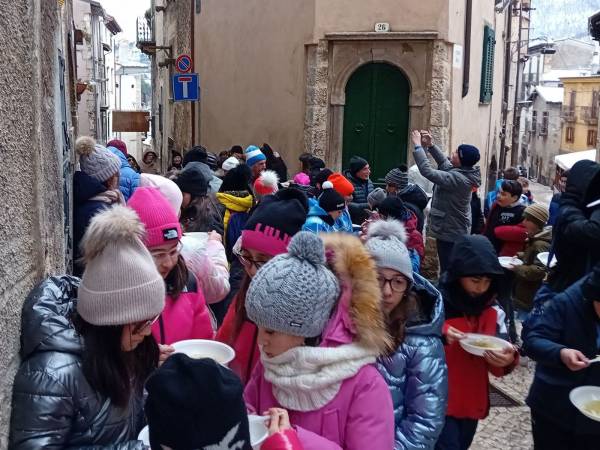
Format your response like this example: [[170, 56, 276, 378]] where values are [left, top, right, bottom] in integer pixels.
[[303, 41, 330, 159], [0, 0, 73, 445]]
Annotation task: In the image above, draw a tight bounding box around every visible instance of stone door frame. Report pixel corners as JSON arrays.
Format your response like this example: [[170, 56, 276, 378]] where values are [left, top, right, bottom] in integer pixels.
[[304, 32, 452, 171]]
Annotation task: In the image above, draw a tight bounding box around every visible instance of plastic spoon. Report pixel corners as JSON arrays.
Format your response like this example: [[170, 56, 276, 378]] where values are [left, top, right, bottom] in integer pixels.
[[588, 355, 600, 364]]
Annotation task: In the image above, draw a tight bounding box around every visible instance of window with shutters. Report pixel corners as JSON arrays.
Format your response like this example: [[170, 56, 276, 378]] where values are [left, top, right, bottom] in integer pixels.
[[592, 91, 599, 118], [587, 129, 597, 146], [541, 111, 549, 136], [532, 111, 537, 134], [566, 126, 574, 143], [480, 25, 496, 104]]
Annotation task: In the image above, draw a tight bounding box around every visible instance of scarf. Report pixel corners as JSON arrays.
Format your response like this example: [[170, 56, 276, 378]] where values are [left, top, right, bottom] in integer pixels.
[[215, 192, 253, 237], [89, 189, 125, 205], [261, 343, 378, 412]]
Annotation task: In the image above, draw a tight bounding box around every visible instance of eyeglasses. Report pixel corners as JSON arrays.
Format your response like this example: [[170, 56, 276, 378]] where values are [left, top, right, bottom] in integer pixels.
[[150, 242, 183, 262], [132, 314, 160, 335], [233, 247, 269, 271], [377, 275, 408, 293]]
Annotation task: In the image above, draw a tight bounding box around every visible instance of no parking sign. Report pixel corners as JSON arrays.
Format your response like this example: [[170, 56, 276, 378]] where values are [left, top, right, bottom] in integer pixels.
[[175, 54, 193, 73]]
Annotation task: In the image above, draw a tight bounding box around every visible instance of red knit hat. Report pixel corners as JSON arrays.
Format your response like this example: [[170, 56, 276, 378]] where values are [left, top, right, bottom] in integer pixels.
[[253, 170, 279, 197], [107, 139, 127, 156], [327, 172, 355, 196], [127, 187, 182, 249]]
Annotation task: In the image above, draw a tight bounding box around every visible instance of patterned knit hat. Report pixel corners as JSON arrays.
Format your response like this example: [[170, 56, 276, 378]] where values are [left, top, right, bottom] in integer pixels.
[[145, 354, 252, 450], [242, 188, 308, 256], [385, 166, 409, 190], [139, 174, 183, 215], [365, 220, 413, 284], [75, 136, 121, 183], [246, 232, 340, 337], [253, 170, 279, 197], [523, 203, 549, 227], [128, 187, 182, 248], [327, 172, 355, 197], [244, 145, 266, 168], [78, 205, 165, 325]]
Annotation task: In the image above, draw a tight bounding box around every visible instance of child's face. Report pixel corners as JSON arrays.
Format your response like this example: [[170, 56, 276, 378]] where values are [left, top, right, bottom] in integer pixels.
[[257, 327, 305, 358], [459, 276, 492, 297], [377, 268, 409, 315], [497, 188, 518, 207], [149, 241, 181, 279], [522, 218, 541, 235]]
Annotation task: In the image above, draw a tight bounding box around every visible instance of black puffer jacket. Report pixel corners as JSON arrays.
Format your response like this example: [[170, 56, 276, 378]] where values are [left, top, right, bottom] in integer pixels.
[[344, 171, 374, 224], [549, 160, 600, 292], [9, 276, 145, 450]]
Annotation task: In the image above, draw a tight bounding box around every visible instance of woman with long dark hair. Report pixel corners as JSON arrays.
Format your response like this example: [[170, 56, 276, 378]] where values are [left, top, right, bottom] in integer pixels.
[[9, 205, 166, 449], [216, 189, 308, 384], [128, 187, 215, 346], [365, 219, 448, 449]]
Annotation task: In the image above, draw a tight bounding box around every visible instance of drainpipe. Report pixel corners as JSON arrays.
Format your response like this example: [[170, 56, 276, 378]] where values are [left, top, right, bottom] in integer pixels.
[[190, 0, 195, 145], [499, 2, 513, 170], [462, 0, 472, 97], [511, 1, 524, 167]]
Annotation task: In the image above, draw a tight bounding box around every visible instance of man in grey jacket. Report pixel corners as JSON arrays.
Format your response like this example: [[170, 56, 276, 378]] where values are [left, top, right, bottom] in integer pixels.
[[411, 130, 481, 272]]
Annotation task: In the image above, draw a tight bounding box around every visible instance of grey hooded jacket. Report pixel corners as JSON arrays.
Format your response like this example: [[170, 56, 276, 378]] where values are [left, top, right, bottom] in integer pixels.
[[413, 145, 481, 242], [9, 276, 145, 450], [377, 274, 448, 450]]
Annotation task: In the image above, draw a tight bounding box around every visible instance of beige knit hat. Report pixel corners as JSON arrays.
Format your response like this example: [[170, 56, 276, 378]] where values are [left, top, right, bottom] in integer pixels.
[[78, 205, 165, 326], [523, 203, 549, 228]]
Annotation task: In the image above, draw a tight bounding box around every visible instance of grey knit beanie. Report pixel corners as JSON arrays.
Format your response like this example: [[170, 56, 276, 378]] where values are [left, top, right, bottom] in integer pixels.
[[76, 136, 121, 183], [368, 188, 387, 209], [245, 231, 340, 338], [78, 205, 165, 325], [385, 167, 409, 191], [365, 219, 413, 283]]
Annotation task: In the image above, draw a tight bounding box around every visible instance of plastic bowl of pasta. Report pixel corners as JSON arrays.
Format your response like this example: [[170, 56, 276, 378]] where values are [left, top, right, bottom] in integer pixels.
[[570, 386, 600, 422], [172, 339, 235, 366], [460, 333, 512, 357]]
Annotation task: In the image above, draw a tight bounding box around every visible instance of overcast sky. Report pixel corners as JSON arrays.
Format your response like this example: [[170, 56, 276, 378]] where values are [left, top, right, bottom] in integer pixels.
[[99, 0, 150, 41]]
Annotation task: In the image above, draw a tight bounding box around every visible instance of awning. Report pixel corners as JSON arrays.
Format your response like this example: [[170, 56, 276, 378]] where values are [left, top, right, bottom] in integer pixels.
[[554, 149, 597, 170]]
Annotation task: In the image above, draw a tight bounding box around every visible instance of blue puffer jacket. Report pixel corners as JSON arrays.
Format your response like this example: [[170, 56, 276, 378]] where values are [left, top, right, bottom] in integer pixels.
[[302, 198, 336, 234], [109, 147, 140, 201], [378, 274, 448, 450]]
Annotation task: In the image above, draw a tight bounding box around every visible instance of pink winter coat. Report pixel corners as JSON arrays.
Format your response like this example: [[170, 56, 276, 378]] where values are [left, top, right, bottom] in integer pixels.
[[151, 274, 215, 345], [244, 233, 395, 450], [244, 363, 393, 450]]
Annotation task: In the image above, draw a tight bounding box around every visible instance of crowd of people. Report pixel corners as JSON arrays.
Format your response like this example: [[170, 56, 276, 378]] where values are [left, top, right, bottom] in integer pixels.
[[7, 131, 600, 450]]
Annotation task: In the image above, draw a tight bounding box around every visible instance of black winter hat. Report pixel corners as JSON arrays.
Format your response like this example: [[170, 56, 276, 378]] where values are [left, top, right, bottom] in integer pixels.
[[182, 146, 208, 167], [244, 188, 309, 241], [145, 354, 252, 450], [319, 182, 346, 212], [313, 168, 334, 188], [175, 161, 211, 197], [447, 235, 504, 281], [583, 262, 600, 302], [457, 144, 480, 167], [349, 156, 369, 176], [220, 163, 252, 193], [379, 196, 411, 222]]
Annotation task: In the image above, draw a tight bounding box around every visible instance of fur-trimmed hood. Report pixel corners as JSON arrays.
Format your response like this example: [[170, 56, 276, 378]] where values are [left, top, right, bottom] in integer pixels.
[[320, 233, 392, 354]]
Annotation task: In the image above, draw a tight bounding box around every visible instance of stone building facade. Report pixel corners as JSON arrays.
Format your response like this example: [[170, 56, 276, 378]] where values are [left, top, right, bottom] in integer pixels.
[[0, 0, 77, 445], [192, 0, 512, 185]]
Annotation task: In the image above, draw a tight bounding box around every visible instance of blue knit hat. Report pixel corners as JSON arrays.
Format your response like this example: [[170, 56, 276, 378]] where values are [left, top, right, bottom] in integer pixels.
[[244, 145, 266, 168], [457, 144, 480, 167]]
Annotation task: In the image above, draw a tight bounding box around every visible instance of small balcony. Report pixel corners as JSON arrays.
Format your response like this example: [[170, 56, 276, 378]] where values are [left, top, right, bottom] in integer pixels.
[[581, 106, 599, 125], [136, 17, 155, 54], [561, 107, 577, 122]]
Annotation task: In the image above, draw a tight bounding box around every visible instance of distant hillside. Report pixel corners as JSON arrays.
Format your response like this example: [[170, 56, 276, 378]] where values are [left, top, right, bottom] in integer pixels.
[[530, 0, 600, 40]]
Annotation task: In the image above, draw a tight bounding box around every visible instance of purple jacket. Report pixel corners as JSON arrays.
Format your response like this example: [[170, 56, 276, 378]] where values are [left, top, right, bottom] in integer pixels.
[[244, 363, 394, 450]]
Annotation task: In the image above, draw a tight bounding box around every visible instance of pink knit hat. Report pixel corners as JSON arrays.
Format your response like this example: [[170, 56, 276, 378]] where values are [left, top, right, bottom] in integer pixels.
[[293, 172, 310, 186], [127, 187, 182, 249], [139, 173, 183, 215]]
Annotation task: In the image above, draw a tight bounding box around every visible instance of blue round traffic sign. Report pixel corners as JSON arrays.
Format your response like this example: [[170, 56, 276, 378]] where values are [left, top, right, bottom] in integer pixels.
[[176, 54, 193, 73]]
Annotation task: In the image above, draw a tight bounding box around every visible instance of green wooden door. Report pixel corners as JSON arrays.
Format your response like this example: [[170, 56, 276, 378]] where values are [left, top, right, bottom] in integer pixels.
[[342, 63, 410, 182]]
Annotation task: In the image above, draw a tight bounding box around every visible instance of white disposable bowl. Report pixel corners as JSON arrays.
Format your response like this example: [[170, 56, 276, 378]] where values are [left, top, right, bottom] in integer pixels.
[[570, 386, 600, 422], [460, 333, 512, 357], [172, 339, 235, 366], [537, 251, 557, 268], [498, 256, 523, 268], [137, 415, 268, 448], [248, 414, 269, 449]]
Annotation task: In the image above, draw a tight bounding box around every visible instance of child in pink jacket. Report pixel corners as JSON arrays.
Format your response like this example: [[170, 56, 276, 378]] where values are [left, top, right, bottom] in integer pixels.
[[128, 187, 215, 347], [244, 231, 394, 450]]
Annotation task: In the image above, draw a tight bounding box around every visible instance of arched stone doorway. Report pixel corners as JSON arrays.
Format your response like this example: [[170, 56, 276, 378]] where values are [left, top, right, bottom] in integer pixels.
[[342, 62, 410, 181]]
